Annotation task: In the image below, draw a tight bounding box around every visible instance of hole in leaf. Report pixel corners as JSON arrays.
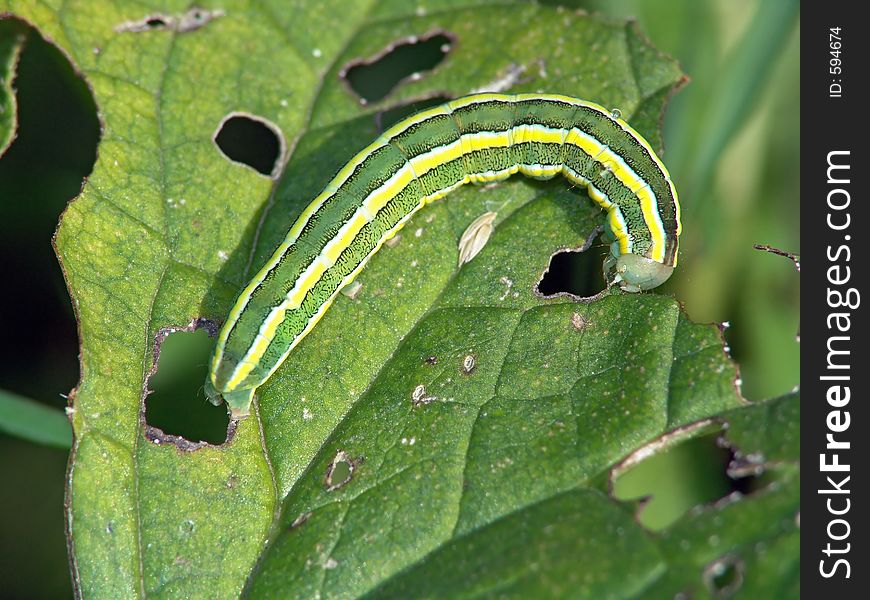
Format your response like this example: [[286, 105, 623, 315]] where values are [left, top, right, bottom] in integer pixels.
[[375, 94, 452, 132], [703, 555, 745, 598], [325, 450, 357, 491], [536, 248, 606, 298], [0, 20, 98, 406], [213, 113, 283, 176], [330, 460, 352, 485], [613, 432, 740, 530], [341, 31, 455, 104], [144, 326, 229, 446]]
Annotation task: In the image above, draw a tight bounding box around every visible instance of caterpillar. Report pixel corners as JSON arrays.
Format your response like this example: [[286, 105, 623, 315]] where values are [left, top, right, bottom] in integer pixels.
[[206, 93, 681, 418]]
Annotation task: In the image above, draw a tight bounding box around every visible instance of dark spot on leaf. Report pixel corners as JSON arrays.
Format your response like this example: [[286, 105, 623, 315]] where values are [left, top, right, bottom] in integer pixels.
[[424, 355, 438, 365], [703, 555, 744, 598], [375, 94, 453, 132], [145, 17, 169, 28], [143, 319, 232, 448], [341, 31, 455, 104], [179, 519, 195, 535], [214, 113, 284, 177], [536, 248, 606, 299], [325, 450, 358, 491]]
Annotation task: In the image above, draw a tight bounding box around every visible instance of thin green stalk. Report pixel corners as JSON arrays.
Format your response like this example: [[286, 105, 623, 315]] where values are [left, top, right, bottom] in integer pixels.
[[0, 388, 72, 449]]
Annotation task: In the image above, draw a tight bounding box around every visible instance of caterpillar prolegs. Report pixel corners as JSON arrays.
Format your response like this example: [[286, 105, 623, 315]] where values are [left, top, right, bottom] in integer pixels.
[[206, 93, 681, 417]]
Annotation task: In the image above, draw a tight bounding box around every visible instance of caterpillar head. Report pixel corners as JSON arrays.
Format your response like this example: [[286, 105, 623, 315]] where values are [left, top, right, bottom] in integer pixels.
[[612, 253, 674, 292]]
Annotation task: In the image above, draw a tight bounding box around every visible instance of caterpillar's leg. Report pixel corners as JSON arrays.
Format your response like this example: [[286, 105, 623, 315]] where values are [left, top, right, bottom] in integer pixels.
[[603, 253, 618, 287], [603, 240, 622, 288]]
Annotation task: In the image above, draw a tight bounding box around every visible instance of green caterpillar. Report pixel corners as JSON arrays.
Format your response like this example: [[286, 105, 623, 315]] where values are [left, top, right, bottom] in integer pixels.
[[206, 93, 681, 418]]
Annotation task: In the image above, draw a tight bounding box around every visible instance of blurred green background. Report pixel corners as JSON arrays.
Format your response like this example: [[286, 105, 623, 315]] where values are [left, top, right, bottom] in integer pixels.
[[0, 0, 798, 596]]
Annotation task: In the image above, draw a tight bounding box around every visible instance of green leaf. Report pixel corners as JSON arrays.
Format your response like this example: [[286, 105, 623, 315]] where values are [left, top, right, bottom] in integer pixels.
[[364, 394, 799, 599], [0, 17, 26, 157], [2, 1, 799, 598], [643, 393, 800, 599], [0, 388, 72, 448], [365, 488, 668, 599]]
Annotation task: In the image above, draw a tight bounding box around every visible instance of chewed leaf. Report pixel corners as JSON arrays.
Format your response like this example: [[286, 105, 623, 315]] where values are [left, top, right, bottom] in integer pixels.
[[360, 397, 798, 599], [0, 1, 799, 598], [0, 19, 27, 158], [642, 393, 800, 598]]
